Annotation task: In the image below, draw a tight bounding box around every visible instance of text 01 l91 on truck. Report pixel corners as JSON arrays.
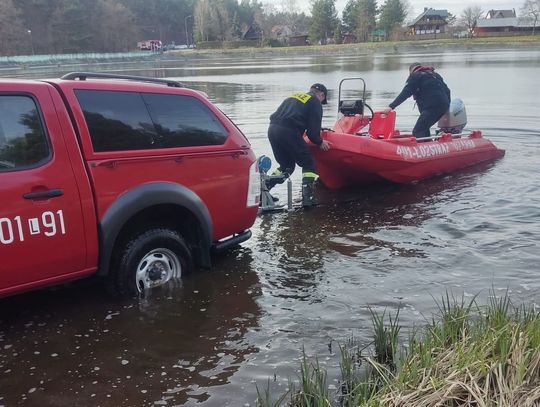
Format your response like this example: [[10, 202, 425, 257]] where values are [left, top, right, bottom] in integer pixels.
[[0, 72, 260, 298]]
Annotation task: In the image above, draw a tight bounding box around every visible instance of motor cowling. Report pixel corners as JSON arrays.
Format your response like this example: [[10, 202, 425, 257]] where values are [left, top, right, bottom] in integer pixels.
[[438, 98, 467, 134]]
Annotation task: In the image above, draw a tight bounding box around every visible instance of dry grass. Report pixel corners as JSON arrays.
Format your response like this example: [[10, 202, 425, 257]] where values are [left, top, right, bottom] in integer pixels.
[[186, 35, 540, 57], [256, 291, 540, 407]]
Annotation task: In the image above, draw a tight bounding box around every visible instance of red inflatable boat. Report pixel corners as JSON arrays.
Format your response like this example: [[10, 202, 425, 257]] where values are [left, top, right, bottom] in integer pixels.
[[308, 78, 505, 189]]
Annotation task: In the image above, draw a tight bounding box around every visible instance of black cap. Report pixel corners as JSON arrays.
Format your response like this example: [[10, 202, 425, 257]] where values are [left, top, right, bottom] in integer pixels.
[[310, 83, 328, 105]]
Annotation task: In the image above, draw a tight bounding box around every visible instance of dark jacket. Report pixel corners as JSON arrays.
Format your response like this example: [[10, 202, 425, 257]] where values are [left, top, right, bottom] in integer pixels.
[[269, 91, 323, 145], [389, 67, 451, 112]]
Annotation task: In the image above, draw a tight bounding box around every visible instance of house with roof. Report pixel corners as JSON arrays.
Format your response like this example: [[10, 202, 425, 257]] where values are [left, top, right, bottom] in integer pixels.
[[342, 33, 357, 43], [288, 34, 309, 46], [486, 9, 516, 18], [408, 7, 451, 36], [474, 9, 536, 36], [271, 25, 294, 41], [243, 23, 262, 41]]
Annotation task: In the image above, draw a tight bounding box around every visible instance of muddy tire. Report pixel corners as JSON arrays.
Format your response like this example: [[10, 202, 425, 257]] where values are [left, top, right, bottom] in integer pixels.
[[109, 228, 193, 296]]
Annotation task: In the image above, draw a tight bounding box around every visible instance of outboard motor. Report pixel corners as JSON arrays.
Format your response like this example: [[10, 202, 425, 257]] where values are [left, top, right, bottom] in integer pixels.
[[438, 98, 467, 134]]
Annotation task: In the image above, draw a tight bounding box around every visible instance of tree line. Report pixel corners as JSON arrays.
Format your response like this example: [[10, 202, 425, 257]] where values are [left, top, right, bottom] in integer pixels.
[[0, 0, 409, 55], [0, 0, 537, 56], [0, 0, 195, 55]]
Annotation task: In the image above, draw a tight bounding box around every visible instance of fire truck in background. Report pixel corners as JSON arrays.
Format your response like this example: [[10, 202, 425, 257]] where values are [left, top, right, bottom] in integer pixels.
[[137, 39, 162, 51]]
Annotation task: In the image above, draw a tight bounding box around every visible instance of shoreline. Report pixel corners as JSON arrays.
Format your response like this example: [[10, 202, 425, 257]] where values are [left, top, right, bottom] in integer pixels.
[[1, 36, 539, 69], [258, 292, 540, 406], [165, 36, 540, 59]]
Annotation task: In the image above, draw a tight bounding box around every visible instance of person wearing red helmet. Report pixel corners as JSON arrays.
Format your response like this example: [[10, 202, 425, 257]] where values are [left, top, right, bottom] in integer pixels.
[[382, 62, 451, 139]]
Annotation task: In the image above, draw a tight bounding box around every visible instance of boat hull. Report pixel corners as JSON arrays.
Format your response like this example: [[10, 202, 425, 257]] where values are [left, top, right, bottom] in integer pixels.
[[309, 131, 505, 189]]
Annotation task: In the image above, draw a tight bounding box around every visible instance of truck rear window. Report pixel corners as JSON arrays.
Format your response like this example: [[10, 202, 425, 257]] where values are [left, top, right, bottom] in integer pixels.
[[75, 90, 228, 152], [0, 95, 49, 172]]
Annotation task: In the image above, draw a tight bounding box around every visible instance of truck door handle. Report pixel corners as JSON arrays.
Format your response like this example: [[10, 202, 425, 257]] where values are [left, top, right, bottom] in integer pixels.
[[23, 189, 64, 200]]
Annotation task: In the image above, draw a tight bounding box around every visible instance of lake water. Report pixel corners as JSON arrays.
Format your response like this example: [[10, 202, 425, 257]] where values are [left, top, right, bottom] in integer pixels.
[[1, 46, 540, 406]]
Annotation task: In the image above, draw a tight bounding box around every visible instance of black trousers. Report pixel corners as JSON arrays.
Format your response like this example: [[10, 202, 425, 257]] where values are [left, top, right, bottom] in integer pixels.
[[413, 104, 449, 139], [268, 123, 316, 174]]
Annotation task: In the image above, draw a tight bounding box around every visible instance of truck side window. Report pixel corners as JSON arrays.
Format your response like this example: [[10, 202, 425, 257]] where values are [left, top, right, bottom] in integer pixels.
[[76, 90, 228, 152], [0, 96, 50, 172], [142, 93, 228, 147], [75, 90, 157, 152]]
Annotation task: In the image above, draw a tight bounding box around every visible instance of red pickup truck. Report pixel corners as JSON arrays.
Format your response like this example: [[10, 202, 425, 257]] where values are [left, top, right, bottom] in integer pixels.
[[0, 72, 260, 298]]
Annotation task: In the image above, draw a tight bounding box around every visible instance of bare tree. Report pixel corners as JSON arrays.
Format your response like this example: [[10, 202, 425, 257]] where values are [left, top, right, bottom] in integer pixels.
[[93, 0, 138, 52], [194, 0, 212, 42], [279, 0, 299, 29], [460, 5, 483, 36], [521, 0, 540, 35], [254, 7, 274, 46], [0, 0, 28, 55], [280, 0, 298, 13], [210, 4, 230, 41]]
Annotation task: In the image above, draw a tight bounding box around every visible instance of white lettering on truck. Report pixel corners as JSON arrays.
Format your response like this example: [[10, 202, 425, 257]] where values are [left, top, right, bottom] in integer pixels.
[[0, 210, 66, 245]]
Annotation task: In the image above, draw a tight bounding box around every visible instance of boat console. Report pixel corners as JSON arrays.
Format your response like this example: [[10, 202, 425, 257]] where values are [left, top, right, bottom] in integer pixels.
[[339, 99, 364, 116]]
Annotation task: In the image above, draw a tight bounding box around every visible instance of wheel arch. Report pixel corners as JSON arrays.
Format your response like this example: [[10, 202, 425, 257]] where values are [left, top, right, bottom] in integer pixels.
[[98, 182, 213, 276]]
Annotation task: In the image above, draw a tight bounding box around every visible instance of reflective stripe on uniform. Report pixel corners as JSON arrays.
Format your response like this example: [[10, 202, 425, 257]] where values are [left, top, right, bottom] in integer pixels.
[[291, 92, 312, 104], [302, 171, 318, 179]]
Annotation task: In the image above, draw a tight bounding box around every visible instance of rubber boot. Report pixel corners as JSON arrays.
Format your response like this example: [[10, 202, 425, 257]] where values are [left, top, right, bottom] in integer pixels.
[[301, 177, 316, 208]]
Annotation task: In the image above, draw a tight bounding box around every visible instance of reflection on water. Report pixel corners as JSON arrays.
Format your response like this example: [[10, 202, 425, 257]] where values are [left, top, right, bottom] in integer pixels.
[[0, 250, 262, 406], [1, 47, 540, 406]]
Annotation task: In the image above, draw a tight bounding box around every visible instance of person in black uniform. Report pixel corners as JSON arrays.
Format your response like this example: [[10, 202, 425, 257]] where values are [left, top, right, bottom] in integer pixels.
[[382, 62, 451, 139], [267, 83, 331, 207]]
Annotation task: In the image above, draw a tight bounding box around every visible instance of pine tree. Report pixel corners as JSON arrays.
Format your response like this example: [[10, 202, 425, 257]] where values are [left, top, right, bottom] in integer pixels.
[[341, 0, 377, 41], [342, 0, 359, 33], [309, 0, 338, 44], [356, 0, 378, 42], [378, 0, 406, 40], [334, 21, 343, 43]]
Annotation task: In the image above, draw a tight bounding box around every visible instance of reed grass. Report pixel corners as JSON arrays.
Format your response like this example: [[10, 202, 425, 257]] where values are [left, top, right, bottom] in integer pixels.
[[289, 353, 332, 407], [256, 291, 540, 407]]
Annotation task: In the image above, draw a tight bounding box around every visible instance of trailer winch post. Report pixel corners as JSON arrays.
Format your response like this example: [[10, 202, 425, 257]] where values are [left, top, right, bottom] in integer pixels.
[[287, 178, 293, 210]]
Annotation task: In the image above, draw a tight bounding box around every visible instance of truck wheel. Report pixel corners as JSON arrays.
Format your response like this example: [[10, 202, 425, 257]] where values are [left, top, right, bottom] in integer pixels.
[[112, 228, 193, 296]]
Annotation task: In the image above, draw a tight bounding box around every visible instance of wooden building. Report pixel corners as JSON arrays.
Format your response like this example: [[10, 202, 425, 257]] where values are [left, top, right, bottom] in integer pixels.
[[288, 35, 309, 46], [408, 8, 450, 36], [243, 24, 262, 41], [342, 33, 357, 44], [486, 9, 516, 18], [475, 9, 536, 36]]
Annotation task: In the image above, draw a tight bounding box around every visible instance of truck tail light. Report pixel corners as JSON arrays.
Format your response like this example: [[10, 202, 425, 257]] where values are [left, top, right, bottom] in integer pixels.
[[246, 160, 261, 207]]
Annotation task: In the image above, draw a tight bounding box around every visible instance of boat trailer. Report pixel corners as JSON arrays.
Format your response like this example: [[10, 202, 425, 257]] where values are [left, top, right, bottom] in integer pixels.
[[258, 156, 293, 213]]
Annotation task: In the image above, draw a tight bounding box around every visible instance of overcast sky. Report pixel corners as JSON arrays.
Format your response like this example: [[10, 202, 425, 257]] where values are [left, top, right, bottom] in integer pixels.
[[284, 0, 525, 21]]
